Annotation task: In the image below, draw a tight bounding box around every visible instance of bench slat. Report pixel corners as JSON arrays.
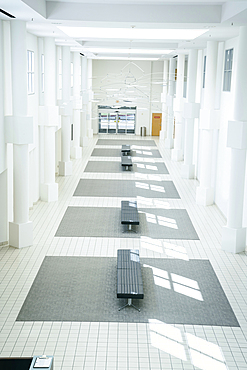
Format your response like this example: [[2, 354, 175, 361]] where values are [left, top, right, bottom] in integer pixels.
[[121, 201, 139, 225], [117, 249, 144, 300]]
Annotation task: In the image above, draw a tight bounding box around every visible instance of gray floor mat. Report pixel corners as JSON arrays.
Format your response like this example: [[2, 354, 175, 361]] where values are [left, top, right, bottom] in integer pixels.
[[74, 179, 180, 199], [17, 256, 239, 326], [55, 207, 199, 240]]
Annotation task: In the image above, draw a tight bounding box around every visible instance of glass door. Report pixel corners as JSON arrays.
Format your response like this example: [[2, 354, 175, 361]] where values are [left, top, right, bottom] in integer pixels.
[[108, 112, 117, 133], [117, 113, 127, 134], [127, 112, 135, 134], [98, 107, 136, 134], [98, 112, 108, 133]]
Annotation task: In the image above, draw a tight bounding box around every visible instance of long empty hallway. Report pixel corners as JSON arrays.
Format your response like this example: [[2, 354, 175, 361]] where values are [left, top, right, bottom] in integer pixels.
[[0, 135, 247, 370]]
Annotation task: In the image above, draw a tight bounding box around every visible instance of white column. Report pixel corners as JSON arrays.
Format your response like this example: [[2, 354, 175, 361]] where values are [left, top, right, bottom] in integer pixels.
[[172, 54, 185, 161], [59, 46, 72, 176], [165, 58, 175, 148], [39, 37, 59, 201], [222, 26, 247, 253], [0, 20, 8, 245], [87, 58, 93, 138], [182, 49, 200, 178], [160, 59, 168, 140], [80, 55, 89, 147], [196, 41, 219, 204], [71, 52, 82, 159], [4, 21, 33, 248]]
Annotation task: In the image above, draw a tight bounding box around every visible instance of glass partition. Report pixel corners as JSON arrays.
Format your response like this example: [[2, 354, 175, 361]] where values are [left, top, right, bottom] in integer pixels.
[[108, 113, 117, 133], [98, 107, 136, 135], [98, 112, 108, 133], [117, 113, 127, 134]]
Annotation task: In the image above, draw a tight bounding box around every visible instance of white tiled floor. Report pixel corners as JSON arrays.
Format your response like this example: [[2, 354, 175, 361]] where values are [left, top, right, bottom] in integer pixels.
[[1, 134, 247, 369]]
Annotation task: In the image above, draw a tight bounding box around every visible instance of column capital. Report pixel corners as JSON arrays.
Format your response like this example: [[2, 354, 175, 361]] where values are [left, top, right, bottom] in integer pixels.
[[227, 120, 247, 149], [5, 116, 33, 144]]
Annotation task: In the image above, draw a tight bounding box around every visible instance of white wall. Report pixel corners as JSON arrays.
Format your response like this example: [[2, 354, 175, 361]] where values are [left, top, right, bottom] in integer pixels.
[[92, 59, 164, 135]]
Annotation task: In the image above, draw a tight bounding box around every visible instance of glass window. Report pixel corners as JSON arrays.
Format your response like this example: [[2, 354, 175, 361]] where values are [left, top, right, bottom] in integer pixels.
[[27, 50, 34, 94], [183, 57, 188, 98], [41, 54, 44, 93], [71, 62, 73, 88], [58, 59, 62, 91], [223, 48, 233, 92], [202, 55, 206, 89]]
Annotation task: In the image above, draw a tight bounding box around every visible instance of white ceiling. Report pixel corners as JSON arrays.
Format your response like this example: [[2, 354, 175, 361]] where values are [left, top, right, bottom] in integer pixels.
[[0, 0, 246, 59]]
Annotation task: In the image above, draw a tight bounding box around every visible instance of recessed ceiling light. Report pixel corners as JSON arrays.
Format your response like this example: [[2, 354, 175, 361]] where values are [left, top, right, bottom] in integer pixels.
[[58, 27, 207, 40]]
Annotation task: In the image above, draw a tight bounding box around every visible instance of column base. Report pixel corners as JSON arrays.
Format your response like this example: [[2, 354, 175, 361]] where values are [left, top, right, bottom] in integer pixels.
[[9, 221, 33, 249], [80, 136, 89, 147], [59, 161, 72, 176], [164, 138, 174, 149], [181, 163, 195, 179], [171, 148, 183, 161], [196, 186, 214, 206], [71, 146, 82, 159], [40, 183, 58, 202], [159, 130, 166, 140], [87, 128, 93, 138], [222, 226, 246, 253]]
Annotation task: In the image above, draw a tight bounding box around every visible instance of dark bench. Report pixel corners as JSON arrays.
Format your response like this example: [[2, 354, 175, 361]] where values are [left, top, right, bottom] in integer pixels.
[[117, 249, 144, 311], [121, 154, 132, 170], [0, 356, 54, 370], [121, 144, 131, 156], [121, 200, 139, 231]]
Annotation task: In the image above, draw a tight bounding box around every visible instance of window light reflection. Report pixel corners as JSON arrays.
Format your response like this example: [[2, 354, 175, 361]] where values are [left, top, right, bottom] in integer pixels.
[[145, 213, 157, 224], [150, 332, 187, 360], [157, 216, 178, 229], [171, 274, 199, 290], [143, 264, 171, 289], [148, 320, 227, 369], [140, 236, 163, 253], [186, 333, 225, 362], [173, 282, 203, 301], [135, 182, 149, 189], [150, 185, 166, 193], [134, 173, 162, 181], [154, 275, 171, 289], [189, 349, 228, 370], [148, 175, 162, 181], [146, 165, 158, 171], [149, 319, 183, 342], [165, 247, 189, 260], [153, 200, 171, 208], [136, 163, 145, 169], [137, 196, 153, 206]]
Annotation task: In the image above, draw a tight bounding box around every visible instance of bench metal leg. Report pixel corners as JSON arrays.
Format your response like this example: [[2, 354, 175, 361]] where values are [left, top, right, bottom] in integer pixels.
[[122, 224, 137, 233], [118, 298, 140, 312]]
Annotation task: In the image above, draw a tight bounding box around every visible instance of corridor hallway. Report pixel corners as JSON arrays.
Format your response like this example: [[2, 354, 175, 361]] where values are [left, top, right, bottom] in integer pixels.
[[0, 135, 247, 370]]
